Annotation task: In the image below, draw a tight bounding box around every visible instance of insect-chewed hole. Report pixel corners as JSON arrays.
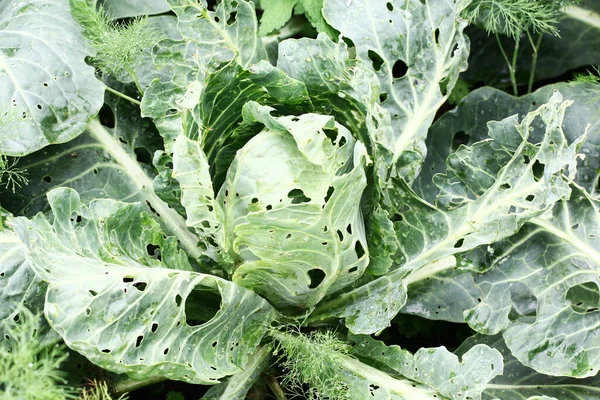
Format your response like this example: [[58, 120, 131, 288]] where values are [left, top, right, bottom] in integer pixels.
[[386, 2, 393, 11], [135, 335, 143, 348], [133, 282, 147, 292], [567, 282, 600, 314], [308, 269, 326, 289], [288, 188, 311, 204], [355, 241, 365, 258], [368, 50, 384, 72], [532, 160, 545, 182], [452, 131, 469, 150], [98, 104, 115, 128], [324, 186, 335, 203], [185, 285, 222, 326], [392, 59, 408, 79], [151, 323, 158, 333], [135, 147, 153, 164]]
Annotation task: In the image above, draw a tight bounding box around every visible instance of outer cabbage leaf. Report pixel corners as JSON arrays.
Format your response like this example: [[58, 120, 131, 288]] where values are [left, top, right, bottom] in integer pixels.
[[0, 81, 162, 217], [414, 82, 600, 201], [349, 334, 503, 400], [218, 103, 370, 309], [464, 185, 600, 377], [456, 335, 600, 399], [0, 0, 104, 156], [0, 215, 57, 349], [309, 92, 584, 334], [172, 131, 225, 262], [142, 0, 266, 151], [323, 0, 470, 179], [201, 346, 270, 400], [101, 0, 171, 18], [12, 188, 276, 384], [401, 83, 600, 324]]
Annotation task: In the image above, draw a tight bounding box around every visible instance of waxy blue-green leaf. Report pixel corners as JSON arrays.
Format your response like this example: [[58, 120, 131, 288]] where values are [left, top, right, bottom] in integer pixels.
[[0, 219, 56, 349], [0, 0, 104, 156], [399, 83, 600, 324], [0, 80, 162, 217], [101, 0, 171, 19], [201, 346, 271, 400], [322, 0, 470, 180], [142, 0, 267, 152], [349, 334, 503, 400], [456, 335, 600, 399], [464, 184, 600, 377], [12, 188, 276, 384], [172, 132, 225, 263], [309, 92, 585, 334], [218, 102, 370, 309], [414, 82, 600, 202]]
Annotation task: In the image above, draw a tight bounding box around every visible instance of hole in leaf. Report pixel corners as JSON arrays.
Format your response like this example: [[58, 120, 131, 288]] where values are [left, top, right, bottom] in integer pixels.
[[99, 104, 115, 128], [392, 59, 408, 78], [526, 195, 535, 202], [346, 224, 352, 234], [454, 238, 464, 248], [133, 282, 147, 291], [89, 290, 98, 296], [163, 348, 169, 355], [185, 285, 221, 326], [43, 176, 52, 183], [452, 131, 469, 150], [355, 241, 365, 258], [227, 12, 237, 25], [135, 147, 152, 164], [308, 269, 326, 289], [567, 282, 600, 313], [500, 183, 511, 190], [101, 349, 111, 353], [434, 28, 440, 44], [36, 104, 42, 110], [212, 341, 218, 347], [379, 92, 388, 103], [338, 136, 347, 147], [386, 2, 393, 11], [324, 186, 335, 203], [323, 127, 338, 142], [135, 335, 143, 348], [175, 294, 182, 307], [146, 244, 160, 260], [368, 50, 384, 72], [288, 189, 311, 204], [151, 323, 158, 333], [337, 229, 344, 241], [123, 276, 134, 283], [532, 160, 545, 182]]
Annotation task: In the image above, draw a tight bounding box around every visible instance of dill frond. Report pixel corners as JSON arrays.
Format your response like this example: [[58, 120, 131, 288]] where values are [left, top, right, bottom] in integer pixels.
[[70, 0, 163, 79], [573, 66, 600, 84], [0, 308, 74, 400], [270, 328, 352, 400], [0, 155, 29, 193], [80, 379, 129, 400], [464, 0, 580, 38]]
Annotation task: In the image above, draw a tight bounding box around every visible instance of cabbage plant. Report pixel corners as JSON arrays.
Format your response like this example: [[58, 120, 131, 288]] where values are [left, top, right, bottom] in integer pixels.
[[1, 0, 600, 399]]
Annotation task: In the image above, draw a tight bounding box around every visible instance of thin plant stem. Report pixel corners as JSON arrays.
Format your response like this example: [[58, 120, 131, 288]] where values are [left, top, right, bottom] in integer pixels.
[[495, 33, 518, 96], [105, 86, 142, 106], [266, 375, 288, 400], [510, 34, 521, 96], [111, 376, 166, 397], [527, 31, 543, 94]]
